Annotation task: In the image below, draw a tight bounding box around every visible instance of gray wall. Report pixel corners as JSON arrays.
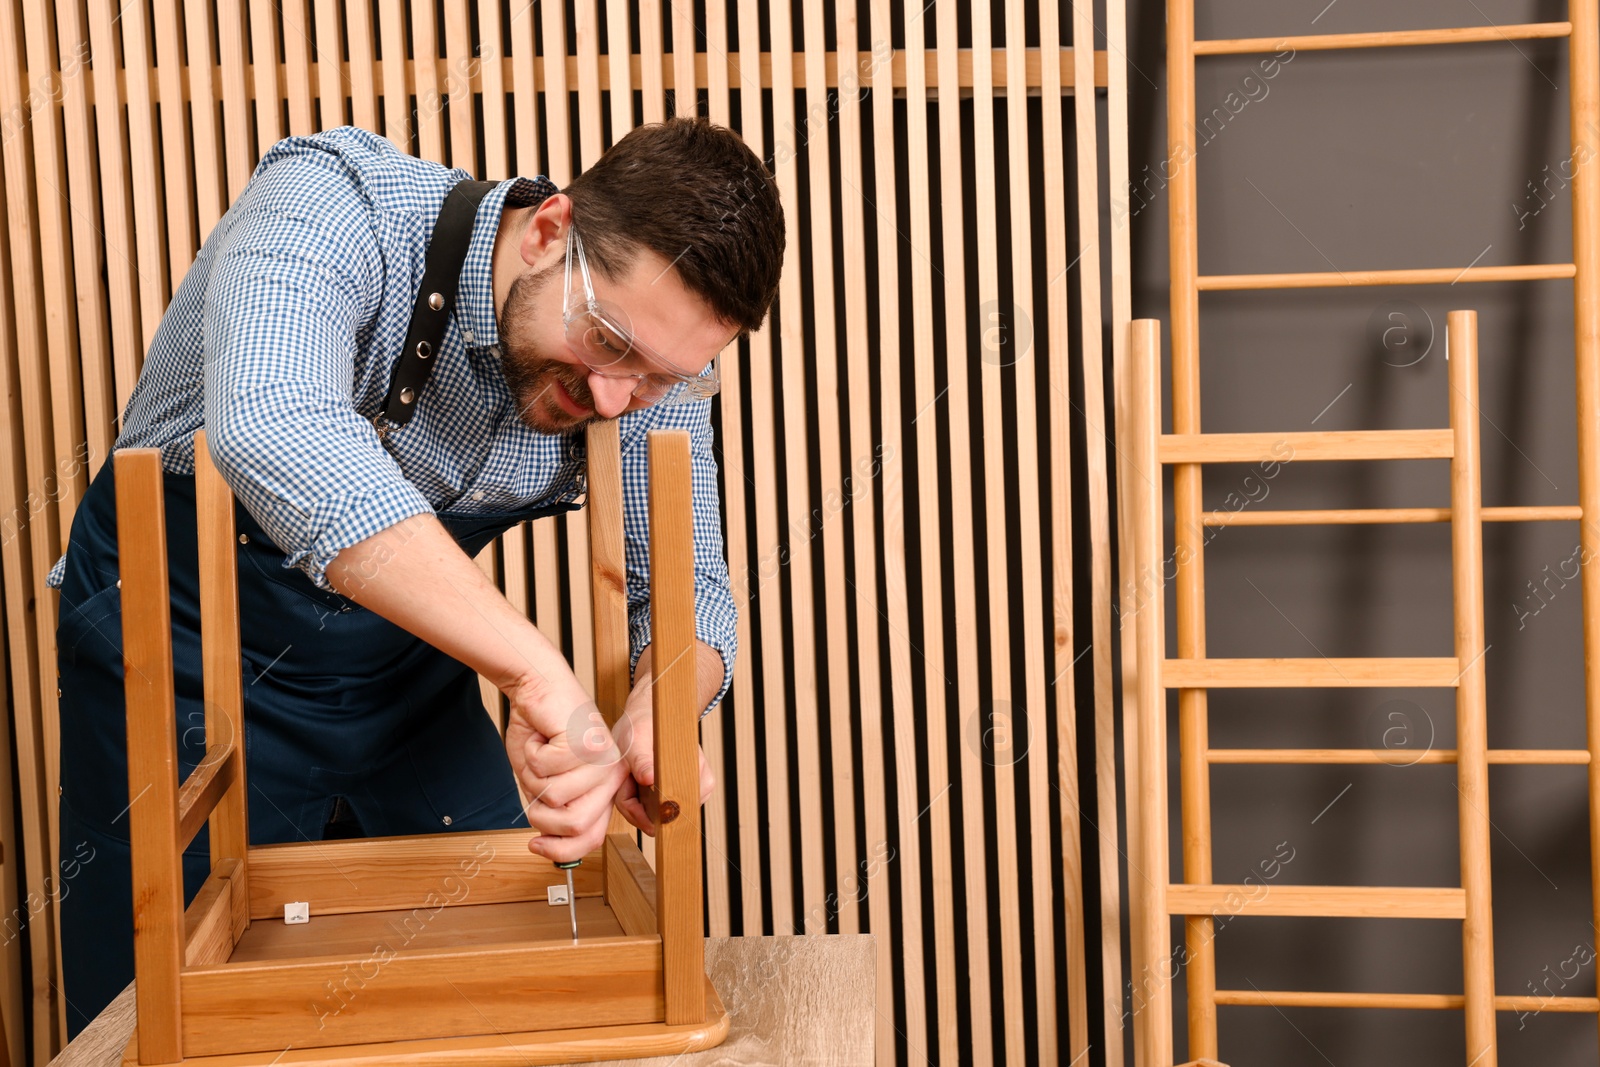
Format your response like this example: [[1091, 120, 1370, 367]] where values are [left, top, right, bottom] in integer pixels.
[[1122, 1, 1595, 1063]]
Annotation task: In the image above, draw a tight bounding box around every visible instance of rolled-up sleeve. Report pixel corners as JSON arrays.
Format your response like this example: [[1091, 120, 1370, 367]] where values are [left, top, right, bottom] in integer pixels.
[[201, 149, 434, 589], [622, 398, 739, 717]]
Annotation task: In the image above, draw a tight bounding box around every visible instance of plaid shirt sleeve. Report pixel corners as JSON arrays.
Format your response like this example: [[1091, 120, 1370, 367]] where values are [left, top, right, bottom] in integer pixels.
[[622, 397, 739, 717], [201, 148, 435, 590]]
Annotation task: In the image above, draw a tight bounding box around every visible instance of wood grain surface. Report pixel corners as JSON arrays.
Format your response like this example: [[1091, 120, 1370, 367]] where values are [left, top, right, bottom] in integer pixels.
[[50, 936, 875, 1067]]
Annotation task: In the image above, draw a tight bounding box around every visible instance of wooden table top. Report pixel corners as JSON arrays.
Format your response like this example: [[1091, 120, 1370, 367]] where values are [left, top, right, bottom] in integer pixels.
[[48, 935, 876, 1067]]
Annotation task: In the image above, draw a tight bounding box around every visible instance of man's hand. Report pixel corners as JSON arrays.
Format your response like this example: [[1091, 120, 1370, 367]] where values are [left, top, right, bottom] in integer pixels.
[[608, 640, 725, 834], [611, 701, 714, 835], [504, 678, 631, 863]]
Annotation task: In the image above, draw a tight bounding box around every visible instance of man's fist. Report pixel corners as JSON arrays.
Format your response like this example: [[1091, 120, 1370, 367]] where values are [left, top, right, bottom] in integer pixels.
[[506, 682, 629, 863]]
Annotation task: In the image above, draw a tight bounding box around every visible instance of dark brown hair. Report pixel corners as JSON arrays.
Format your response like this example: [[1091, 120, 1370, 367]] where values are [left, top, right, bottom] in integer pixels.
[[561, 118, 785, 334]]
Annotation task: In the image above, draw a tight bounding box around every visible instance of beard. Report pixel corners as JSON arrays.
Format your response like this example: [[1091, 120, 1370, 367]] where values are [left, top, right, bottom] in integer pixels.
[[498, 262, 600, 435]]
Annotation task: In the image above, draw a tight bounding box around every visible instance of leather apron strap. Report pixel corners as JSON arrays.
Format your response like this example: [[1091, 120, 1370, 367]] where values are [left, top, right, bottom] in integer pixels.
[[379, 179, 498, 430]]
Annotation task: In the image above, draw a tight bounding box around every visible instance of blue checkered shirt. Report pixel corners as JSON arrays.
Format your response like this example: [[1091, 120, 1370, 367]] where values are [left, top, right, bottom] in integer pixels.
[[48, 126, 737, 712]]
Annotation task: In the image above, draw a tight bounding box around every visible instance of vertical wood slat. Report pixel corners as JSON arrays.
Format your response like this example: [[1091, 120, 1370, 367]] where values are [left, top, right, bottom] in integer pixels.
[[563, 0, 607, 702], [532, 0, 572, 667], [86, 0, 143, 413], [761, 0, 812, 934], [216, 0, 254, 202], [56, 0, 115, 464], [1448, 311, 1497, 1065], [1044, 0, 1084, 1049], [443, 0, 476, 172], [799, 0, 859, 940], [151, 0, 196, 283], [605, 0, 635, 139], [998, 0, 1066, 1059], [410, 0, 445, 164], [1100, 0, 1133, 1059], [934, 2, 995, 1061], [115, 448, 185, 1065], [769, 0, 824, 936], [379, 2, 409, 151], [1063, 0, 1102, 1060], [672, 0, 698, 117], [574, 1, 602, 168], [902, 3, 961, 1061], [193, 434, 250, 892], [638, 0, 665, 124], [478, 0, 508, 179], [866, 0, 932, 1061], [312, 0, 348, 130], [248, 0, 284, 154], [345, 0, 378, 134], [968, 5, 1025, 1063], [693, 0, 733, 943], [0, 545, 22, 1067], [279, 0, 315, 135], [0, 9, 52, 1058], [648, 431, 705, 1025], [124, 0, 171, 352], [476, 0, 517, 739], [509, 0, 539, 186], [185, 0, 226, 234], [447, 0, 496, 729], [733, 0, 791, 939], [833, 2, 892, 1053]]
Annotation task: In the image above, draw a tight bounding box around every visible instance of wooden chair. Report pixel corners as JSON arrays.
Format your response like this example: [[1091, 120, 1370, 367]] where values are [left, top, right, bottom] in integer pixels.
[[114, 424, 728, 1065]]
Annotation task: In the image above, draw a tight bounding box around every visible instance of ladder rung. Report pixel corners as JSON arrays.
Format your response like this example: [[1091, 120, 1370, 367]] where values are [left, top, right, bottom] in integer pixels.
[[1198, 263, 1575, 291], [1165, 657, 1460, 689], [1193, 22, 1572, 56], [1168, 884, 1465, 919], [1208, 748, 1591, 766], [1202, 504, 1583, 527], [1213, 990, 1600, 1013], [1497, 995, 1600, 1013], [177, 742, 239, 850], [1160, 429, 1450, 464]]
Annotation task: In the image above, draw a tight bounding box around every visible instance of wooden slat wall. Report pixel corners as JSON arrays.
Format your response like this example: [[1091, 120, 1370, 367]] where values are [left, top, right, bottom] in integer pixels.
[[0, 2, 1127, 1064]]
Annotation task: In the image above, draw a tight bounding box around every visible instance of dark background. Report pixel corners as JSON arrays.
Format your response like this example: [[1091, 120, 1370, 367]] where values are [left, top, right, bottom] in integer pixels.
[[1119, 1, 1597, 1063]]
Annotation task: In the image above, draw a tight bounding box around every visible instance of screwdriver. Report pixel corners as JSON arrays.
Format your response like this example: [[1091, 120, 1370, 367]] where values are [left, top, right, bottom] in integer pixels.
[[554, 859, 580, 940]]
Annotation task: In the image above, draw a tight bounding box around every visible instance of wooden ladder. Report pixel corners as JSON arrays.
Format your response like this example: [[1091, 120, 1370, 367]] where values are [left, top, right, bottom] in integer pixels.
[[1131, 5, 1600, 1065]]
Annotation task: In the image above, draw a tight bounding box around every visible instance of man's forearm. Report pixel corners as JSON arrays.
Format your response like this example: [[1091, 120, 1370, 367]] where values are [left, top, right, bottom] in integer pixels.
[[629, 640, 726, 717], [325, 513, 574, 701]]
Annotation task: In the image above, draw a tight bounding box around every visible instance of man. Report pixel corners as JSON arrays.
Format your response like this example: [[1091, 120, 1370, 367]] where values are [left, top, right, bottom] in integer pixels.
[[51, 119, 784, 1033]]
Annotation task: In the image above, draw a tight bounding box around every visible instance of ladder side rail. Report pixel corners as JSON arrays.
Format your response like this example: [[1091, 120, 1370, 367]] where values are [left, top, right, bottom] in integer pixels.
[[1129, 320, 1175, 1067], [1448, 311, 1496, 1065], [1568, 3, 1600, 1062], [1165, 2, 1219, 1059]]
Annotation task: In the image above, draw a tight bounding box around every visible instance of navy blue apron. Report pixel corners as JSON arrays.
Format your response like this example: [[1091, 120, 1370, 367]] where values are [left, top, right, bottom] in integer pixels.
[[54, 183, 578, 1036]]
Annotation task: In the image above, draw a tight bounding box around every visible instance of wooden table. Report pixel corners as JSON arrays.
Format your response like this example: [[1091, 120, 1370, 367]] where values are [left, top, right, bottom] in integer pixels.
[[48, 935, 876, 1067]]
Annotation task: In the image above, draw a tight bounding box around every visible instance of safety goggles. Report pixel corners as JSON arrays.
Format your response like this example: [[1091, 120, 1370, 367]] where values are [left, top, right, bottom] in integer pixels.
[[561, 225, 719, 406]]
